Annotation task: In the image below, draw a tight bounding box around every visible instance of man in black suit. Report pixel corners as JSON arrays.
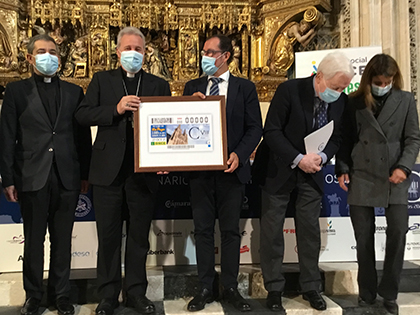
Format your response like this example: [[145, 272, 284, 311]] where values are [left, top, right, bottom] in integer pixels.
[[253, 52, 354, 313], [0, 34, 91, 315], [183, 34, 262, 312], [75, 27, 171, 315]]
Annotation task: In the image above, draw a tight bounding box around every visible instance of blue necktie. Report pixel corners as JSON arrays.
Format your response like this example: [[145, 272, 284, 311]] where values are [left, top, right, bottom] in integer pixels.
[[209, 77, 223, 96], [316, 100, 328, 129]]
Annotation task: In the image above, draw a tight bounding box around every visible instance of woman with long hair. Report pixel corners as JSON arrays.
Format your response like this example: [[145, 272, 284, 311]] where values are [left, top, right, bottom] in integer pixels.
[[335, 54, 420, 315]]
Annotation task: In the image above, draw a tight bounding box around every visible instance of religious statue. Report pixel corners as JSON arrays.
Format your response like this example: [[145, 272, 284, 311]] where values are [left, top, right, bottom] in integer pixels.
[[184, 35, 196, 69], [229, 38, 246, 78], [0, 28, 13, 71], [91, 32, 106, 67], [267, 7, 325, 76], [144, 43, 171, 80], [17, 30, 30, 74], [63, 36, 88, 77]]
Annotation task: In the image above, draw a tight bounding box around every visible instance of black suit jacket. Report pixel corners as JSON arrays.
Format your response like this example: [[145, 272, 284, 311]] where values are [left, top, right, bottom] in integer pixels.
[[183, 74, 263, 184], [253, 76, 347, 193], [0, 76, 91, 192], [75, 68, 171, 189]]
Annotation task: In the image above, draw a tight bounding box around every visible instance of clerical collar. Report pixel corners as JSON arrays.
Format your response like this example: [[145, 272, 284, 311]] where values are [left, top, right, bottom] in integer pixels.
[[121, 67, 141, 79], [33, 73, 58, 84]]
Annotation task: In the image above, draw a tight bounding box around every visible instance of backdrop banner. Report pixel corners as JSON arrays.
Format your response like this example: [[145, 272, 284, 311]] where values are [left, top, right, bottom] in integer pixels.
[[1, 165, 420, 271]]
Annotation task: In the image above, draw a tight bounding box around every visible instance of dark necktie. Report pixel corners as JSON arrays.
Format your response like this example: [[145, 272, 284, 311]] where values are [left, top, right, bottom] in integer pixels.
[[209, 77, 223, 96], [315, 100, 328, 129]]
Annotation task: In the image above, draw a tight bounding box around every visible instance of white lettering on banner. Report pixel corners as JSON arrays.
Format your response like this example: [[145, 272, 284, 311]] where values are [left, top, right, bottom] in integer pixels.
[[159, 175, 188, 186], [324, 174, 338, 184]]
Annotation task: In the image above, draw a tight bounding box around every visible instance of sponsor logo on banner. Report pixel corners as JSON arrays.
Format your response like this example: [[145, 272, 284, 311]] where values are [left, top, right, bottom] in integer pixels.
[[284, 228, 296, 234], [165, 200, 191, 208], [148, 249, 175, 255], [156, 230, 183, 237], [409, 223, 420, 234], [241, 196, 249, 210], [376, 226, 387, 234], [72, 251, 90, 257], [75, 195, 92, 218], [321, 220, 336, 235], [320, 245, 329, 252], [406, 242, 420, 251], [7, 234, 25, 244], [327, 193, 341, 217], [408, 171, 420, 205], [240, 245, 250, 254]]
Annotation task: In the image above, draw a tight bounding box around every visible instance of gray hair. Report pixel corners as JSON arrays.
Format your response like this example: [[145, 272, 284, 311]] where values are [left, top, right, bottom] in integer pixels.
[[27, 34, 58, 54], [317, 51, 354, 80], [117, 27, 145, 48]]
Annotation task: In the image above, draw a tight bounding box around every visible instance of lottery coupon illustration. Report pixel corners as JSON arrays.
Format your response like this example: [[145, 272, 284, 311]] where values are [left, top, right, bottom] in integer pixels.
[[149, 114, 214, 153]]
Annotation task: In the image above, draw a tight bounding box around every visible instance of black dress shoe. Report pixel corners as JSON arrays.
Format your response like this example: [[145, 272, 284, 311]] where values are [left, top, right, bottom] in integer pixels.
[[55, 297, 74, 315], [21, 297, 40, 315], [383, 299, 398, 315], [95, 298, 119, 315], [358, 296, 376, 307], [266, 291, 286, 313], [302, 290, 327, 311], [188, 288, 215, 312], [223, 287, 251, 312], [126, 295, 155, 314]]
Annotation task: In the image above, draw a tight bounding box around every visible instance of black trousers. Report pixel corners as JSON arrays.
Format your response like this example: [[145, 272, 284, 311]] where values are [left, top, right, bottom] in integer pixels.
[[260, 170, 323, 293], [190, 171, 245, 290], [93, 173, 155, 300], [350, 204, 408, 301], [19, 164, 79, 301]]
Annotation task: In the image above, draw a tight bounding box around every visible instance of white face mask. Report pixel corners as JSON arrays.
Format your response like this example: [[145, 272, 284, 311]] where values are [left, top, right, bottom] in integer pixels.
[[371, 82, 392, 97]]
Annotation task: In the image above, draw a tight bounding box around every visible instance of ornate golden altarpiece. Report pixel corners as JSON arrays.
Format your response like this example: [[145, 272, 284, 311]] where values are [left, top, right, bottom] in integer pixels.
[[0, 0, 333, 101]]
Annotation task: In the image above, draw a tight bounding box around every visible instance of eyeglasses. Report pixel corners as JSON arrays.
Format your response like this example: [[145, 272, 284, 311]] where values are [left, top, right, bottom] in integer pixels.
[[201, 49, 224, 57]]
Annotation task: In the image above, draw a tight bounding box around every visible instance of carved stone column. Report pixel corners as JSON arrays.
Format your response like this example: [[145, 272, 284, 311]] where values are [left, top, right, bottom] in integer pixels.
[[346, 0, 411, 91]]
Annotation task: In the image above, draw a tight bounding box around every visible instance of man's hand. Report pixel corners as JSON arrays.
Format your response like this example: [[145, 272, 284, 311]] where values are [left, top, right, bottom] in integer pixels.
[[157, 171, 170, 175], [4, 185, 18, 202], [389, 168, 407, 184], [117, 96, 141, 115], [338, 174, 350, 192], [192, 92, 206, 99], [298, 153, 322, 173], [80, 180, 90, 194], [225, 152, 239, 173]]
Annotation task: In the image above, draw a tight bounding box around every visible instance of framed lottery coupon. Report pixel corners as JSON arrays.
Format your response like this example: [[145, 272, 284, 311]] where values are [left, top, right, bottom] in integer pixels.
[[133, 95, 228, 172]]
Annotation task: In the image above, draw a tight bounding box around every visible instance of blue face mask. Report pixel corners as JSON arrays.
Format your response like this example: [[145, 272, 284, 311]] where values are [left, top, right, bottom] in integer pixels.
[[319, 86, 341, 103], [201, 53, 225, 76], [34, 53, 59, 76], [120, 50, 143, 74], [371, 83, 392, 97]]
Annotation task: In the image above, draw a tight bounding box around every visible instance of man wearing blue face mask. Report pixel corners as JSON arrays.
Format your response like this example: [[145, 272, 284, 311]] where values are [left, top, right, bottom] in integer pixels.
[[183, 34, 263, 312], [75, 27, 170, 315], [252, 52, 354, 313], [0, 34, 92, 315]]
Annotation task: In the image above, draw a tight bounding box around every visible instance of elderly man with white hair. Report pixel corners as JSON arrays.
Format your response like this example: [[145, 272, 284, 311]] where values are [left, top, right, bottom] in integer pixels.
[[75, 27, 171, 315], [253, 52, 354, 313]]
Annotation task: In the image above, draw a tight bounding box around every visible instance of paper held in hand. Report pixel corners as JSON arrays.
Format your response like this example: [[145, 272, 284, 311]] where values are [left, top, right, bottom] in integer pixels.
[[304, 121, 334, 154]]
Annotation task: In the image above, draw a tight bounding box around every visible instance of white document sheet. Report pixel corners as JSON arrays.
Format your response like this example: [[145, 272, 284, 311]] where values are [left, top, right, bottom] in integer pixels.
[[304, 120, 334, 153]]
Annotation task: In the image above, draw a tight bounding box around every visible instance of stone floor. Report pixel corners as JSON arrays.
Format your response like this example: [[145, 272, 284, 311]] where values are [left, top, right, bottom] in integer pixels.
[[1, 261, 420, 314]]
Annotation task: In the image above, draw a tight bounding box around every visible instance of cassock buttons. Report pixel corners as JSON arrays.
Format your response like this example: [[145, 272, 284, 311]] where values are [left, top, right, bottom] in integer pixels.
[[49, 148, 54, 152]]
